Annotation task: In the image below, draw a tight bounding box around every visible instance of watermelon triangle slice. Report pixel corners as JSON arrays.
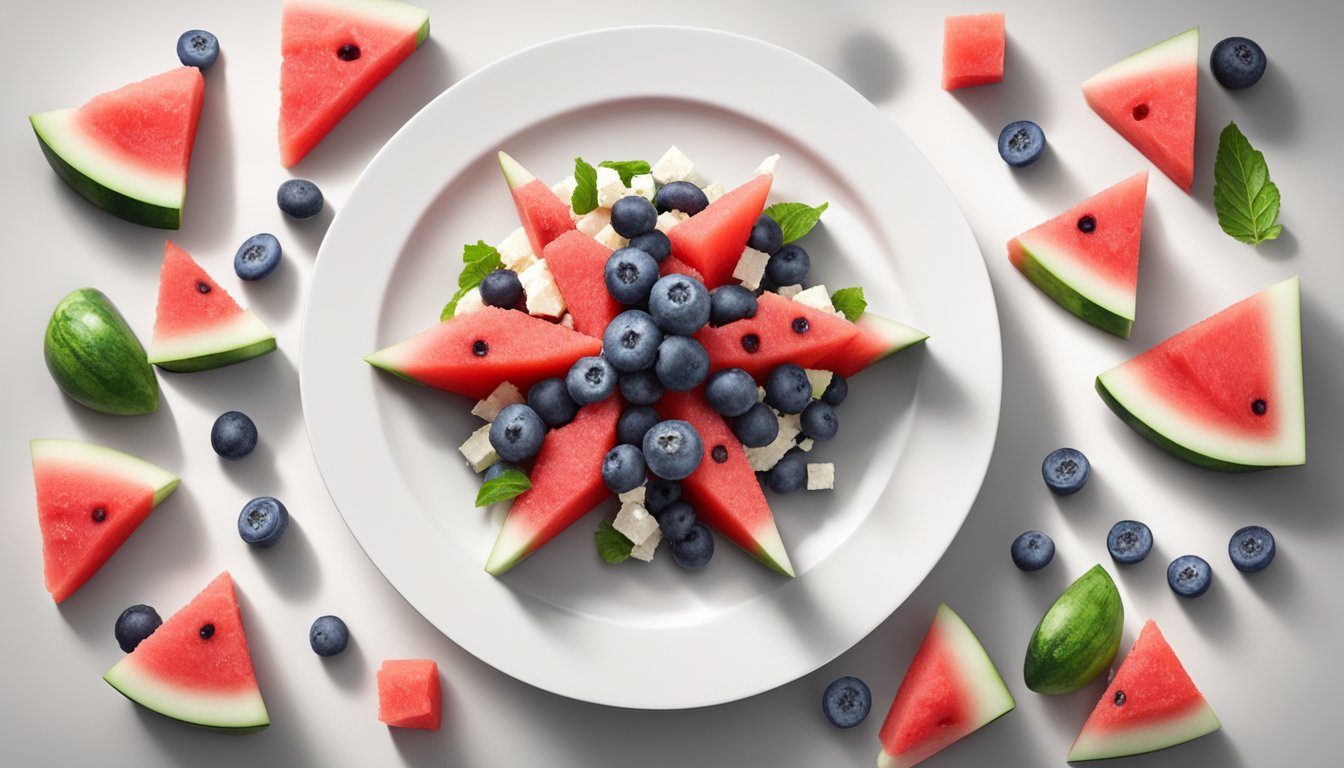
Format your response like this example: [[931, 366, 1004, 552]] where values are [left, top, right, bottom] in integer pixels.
[[29, 67, 204, 229], [1083, 28, 1198, 192], [147, 241, 277, 372], [486, 398, 621, 575], [499, 152, 577, 256], [366, 307, 602, 399], [104, 572, 269, 732], [1008, 171, 1149, 338], [31, 439, 179, 603], [877, 604, 1016, 768], [1096, 276, 1305, 470], [1068, 620, 1220, 761], [541, 231, 620, 338], [279, 0, 430, 167], [815, 312, 928, 378], [668, 174, 773, 288], [698, 292, 860, 381]]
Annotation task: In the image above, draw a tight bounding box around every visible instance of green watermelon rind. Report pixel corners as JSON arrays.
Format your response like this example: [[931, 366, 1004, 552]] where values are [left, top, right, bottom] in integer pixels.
[[30, 438, 180, 507], [1011, 235, 1134, 338], [44, 288, 160, 416], [103, 662, 269, 734], [147, 311, 277, 373], [1024, 565, 1124, 695], [292, 0, 431, 45], [1068, 699, 1221, 762]]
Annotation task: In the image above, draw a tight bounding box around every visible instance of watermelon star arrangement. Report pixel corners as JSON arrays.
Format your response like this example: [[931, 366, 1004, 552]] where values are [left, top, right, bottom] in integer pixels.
[[366, 146, 928, 574]]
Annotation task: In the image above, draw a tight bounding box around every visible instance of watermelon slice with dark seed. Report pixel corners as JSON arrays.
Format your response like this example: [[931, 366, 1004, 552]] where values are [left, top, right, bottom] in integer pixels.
[[698, 292, 859, 381]]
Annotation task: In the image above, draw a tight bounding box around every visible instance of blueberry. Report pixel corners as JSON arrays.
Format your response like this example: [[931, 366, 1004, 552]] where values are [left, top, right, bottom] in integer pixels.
[[1168, 555, 1212, 598], [1011, 530, 1055, 571], [644, 479, 682, 514], [602, 309, 662, 372], [654, 335, 709, 392], [628, 230, 671, 262], [642, 420, 703, 480], [233, 233, 282, 281], [821, 373, 848, 406], [732, 402, 779, 448], [566, 355, 617, 405], [821, 676, 871, 729], [1228, 525, 1276, 572], [618, 369, 665, 406], [277, 179, 324, 219], [176, 29, 219, 70], [115, 604, 162, 653], [648, 275, 711, 336], [527, 377, 579, 428], [238, 496, 290, 548], [1042, 447, 1090, 495], [1211, 37, 1267, 90], [800, 401, 838, 441], [998, 120, 1046, 168], [670, 522, 714, 569], [602, 443, 647, 494], [767, 454, 807, 493], [657, 501, 696, 542], [705, 368, 758, 418], [654, 181, 709, 216], [610, 195, 658, 238], [765, 244, 810, 287], [483, 461, 519, 483], [1107, 520, 1153, 565], [604, 247, 660, 306], [309, 615, 350, 657], [489, 404, 547, 462], [479, 269, 523, 308], [211, 410, 258, 460], [709, 284, 759, 327], [764, 364, 812, 415], [748, 214, 784, 255], [617, 406, 660, 447]]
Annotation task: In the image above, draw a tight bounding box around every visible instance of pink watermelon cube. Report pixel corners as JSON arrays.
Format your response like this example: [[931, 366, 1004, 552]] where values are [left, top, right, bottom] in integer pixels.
[[377, 659, 442, 730], [942, 13, 1005, 90]]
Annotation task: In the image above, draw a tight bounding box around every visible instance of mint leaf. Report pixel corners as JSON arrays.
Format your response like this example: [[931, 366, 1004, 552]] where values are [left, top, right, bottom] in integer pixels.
[[1213, 121, 1282, 245], [475, 468, 532, 507], [441, 241, 504, 320], [763, 201, 829, 244], [599, 160, 651, 186], [595, 520, 634, 564], [571, 157, 598, 215], [831, 287, 867, 322]]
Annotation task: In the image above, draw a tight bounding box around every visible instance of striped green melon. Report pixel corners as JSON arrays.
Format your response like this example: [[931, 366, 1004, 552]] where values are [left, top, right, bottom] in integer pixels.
[[1024, 564, 1124, 694], [44, 288, 158, 415]]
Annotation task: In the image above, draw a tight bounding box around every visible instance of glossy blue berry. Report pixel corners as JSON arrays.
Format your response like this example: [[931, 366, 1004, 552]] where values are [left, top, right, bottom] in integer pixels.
[[1168, 555, 1212, 598], [767, 454, 807, 494], [1042, 447, 1089, 495], [610, 195, 658, 238], [566, 355, 616, 405], [238, 496, 290, 548], [800, 400, 838, 441], [657, 501, 696, 542], [602, 444, 647, 494], [309, 615, 350, 657], [627, 230, 670, 262], [527, 377, 579, 428], [1107, 520, 1153, 565], [748, 214, 784, 255], [234, 233, 282, 281], [176, 29, 219, 70], [618, 369, 664, 406], [709, 284, 758, 327], [277, 179, 324, 219], [211, 411, 257, 460], [602, 309, 662, 373], [642, 419, 703, 480], [998, 120, 1046, 168], [489, 404, 547, 462], [1211, 37, 1266, 90], [115, 604, 162, 653], [764, 364, 812, 415], [670, 522, 714, 569], [644, 479, 681, 514], [654, 181, 708, 216], [479, 268, 523, 308], [1228, 525, 1275, 572], [1011, 530, 1055, 571], [605, 247, 660, 306], [821, 676, 871, 729], [654, 335, 709, 392], [483, 461, 519, 483], [617, 406, 660, 447], [704, 368, 757, 418], [765, 244, 810, 287], [648, 274, 711, 336], [731, 402, 778, 448], [821, 373, 848, 406]]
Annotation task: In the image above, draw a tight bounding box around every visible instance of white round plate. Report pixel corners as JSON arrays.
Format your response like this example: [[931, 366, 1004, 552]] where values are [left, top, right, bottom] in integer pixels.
[[301, 26, 1001, 709]]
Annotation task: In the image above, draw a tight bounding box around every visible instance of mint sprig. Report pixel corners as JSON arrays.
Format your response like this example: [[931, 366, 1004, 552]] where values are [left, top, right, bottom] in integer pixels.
[[599, 160, 651, 185], [571, 157, 599, 215], [475, 468, 532, 507], [595, 520, 634, 564], [831, 286, 867, 322], [440, 241, 504, 320], [763, 201, 829, 244], [1213, 121, 1282, 245]]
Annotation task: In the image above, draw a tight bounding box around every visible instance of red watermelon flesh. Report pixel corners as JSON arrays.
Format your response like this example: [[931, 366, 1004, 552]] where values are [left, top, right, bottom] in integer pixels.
[[31, 439, 179, 603], [1069, 620, 1220, 761], [877, 604, 1015, 768], [657, 392, 793, 576], [378, 659, 442, 730], [103, 572, 269, 732], [815, 312, 929, 379], [499, 151, 577, 256], [367, 307, 601, 399], [1083, 28, 1198, 192], [542, 231, 620, 338], [1008, 171, 1148, 338], [668, 174, 772, 288], [1096, 276, 1304, 469], [660, 255, 704, 283], [485, 398, 621, 574], [942, 13, 1005, 90], [698, 292, 859, 381], [279, 0, 430, 167]]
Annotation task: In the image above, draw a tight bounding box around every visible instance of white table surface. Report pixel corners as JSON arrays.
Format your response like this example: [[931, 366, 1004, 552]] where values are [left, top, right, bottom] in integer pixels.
[[2, 1, 1338, 766]]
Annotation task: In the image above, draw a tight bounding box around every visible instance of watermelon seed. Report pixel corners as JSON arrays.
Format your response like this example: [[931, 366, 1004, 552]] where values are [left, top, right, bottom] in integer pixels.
[[791, 317, 810, 334], [196, 281, 211, 294], [1114, 690, 1126, 706], [741, 334, 760, 353], [1252, 399, 1267, 415], [1131, 103, 1149, 121], [1078, 215, 1097, 233], [337, 44, 361, 61], [91, 507, 107, 523], [472, 339, 488, 357], [199, 623, 215, 640], [711, 445, 728, 463]]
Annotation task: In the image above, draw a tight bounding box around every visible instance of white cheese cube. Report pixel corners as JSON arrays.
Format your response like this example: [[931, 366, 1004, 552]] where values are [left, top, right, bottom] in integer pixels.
[[496, 227, 536, 270], [745, 412, 802, 471], [596, 166, 626, 209], [594, 224, 629, 251], [793, 284, 836, 313], [559, 313, 575, 329], [798, 438, 815, 453], [458, 424, 498, 473], [655, 210, 688, 234], [777, 284, 803, 299], [618, 486, 647, 506], [701, 181, 726, 203], [629, 527, 662, 562], [807, 463, 835, 490], [519, 260, 566, 318], [805, 369, 834, 399], [629, 173, 656, 201], [470, 381, 524, 422], [551, 175, 578, 206], [757, 385, 766, 402], [454, 287, 486, 316], [614, 503, 660, 546], [732, 247, 770, 291], [576, 208, 611, 237], [651, 145, 698, 185], [755, 153, 781, 176]]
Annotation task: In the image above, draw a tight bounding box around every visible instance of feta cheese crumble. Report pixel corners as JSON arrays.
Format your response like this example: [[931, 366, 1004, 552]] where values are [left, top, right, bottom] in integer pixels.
[[630, 527, 662, 562], [732, 247, 770, 291], [458, 424, 499, 473], [519, 260, 566, 317], [655, 210, 688, 234], [651, 145, 698, 185], [793, 284, 836, 313], [614, 503, 660, 546], [496, 227, 537, 272], [807, 463, 835, 490], [746, 412, 802, 471], [594, 223, 629, 251], [702, 181, 726, 203], [595, 166, 626, 209], [454, 287, 486, 316], [755, 153, 781, 176], [576, 208, 611, 237], [470, 381, 524, 422], [777, 284, 804, 299], [628, 173, 656, 201]]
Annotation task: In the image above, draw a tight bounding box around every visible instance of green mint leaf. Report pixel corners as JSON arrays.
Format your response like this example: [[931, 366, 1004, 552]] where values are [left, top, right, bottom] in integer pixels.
[[595, 520, 634, 564], [763, 201, 829, 244], [571, 157, 599, 215], [441, 241, 503, 320], [474, 469, 532, 507], [831, 287, 867, 322], [599, 160, 651, 186], [1213, 121, 1282, 245]]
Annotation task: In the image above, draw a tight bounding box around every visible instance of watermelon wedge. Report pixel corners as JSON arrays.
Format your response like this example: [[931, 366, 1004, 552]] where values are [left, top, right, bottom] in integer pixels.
[[1008, 171, 1148, 338], [499, 152, 577, 256], [660, 255, 704, 283], [816, 312, 928, 378], [942, 13, 1006, 90], [698, 292, 859, 381], [1068, 620, 1220, 761], [29, 67, 204, 229], [668, 174, 772, 288], [877, 604, 1016, 768], [378, 659, 441, 730], [1083, 28, 1198, 192], [146, 241, 277, 372], [104, 572, 269, 732], [541, 231, 620, 338], [31, 439, 179, 603], [366, 307, 602, 399], [486, 398, 621, 574], [1097, 276, 1305, 470], [279, 0, 430, 167], [657, 392, 793, 576]]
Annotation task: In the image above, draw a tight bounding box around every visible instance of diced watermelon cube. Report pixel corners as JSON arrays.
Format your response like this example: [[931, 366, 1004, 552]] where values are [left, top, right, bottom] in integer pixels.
[[942, 13, 1005, 90], [377, 659, 441, 730]]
